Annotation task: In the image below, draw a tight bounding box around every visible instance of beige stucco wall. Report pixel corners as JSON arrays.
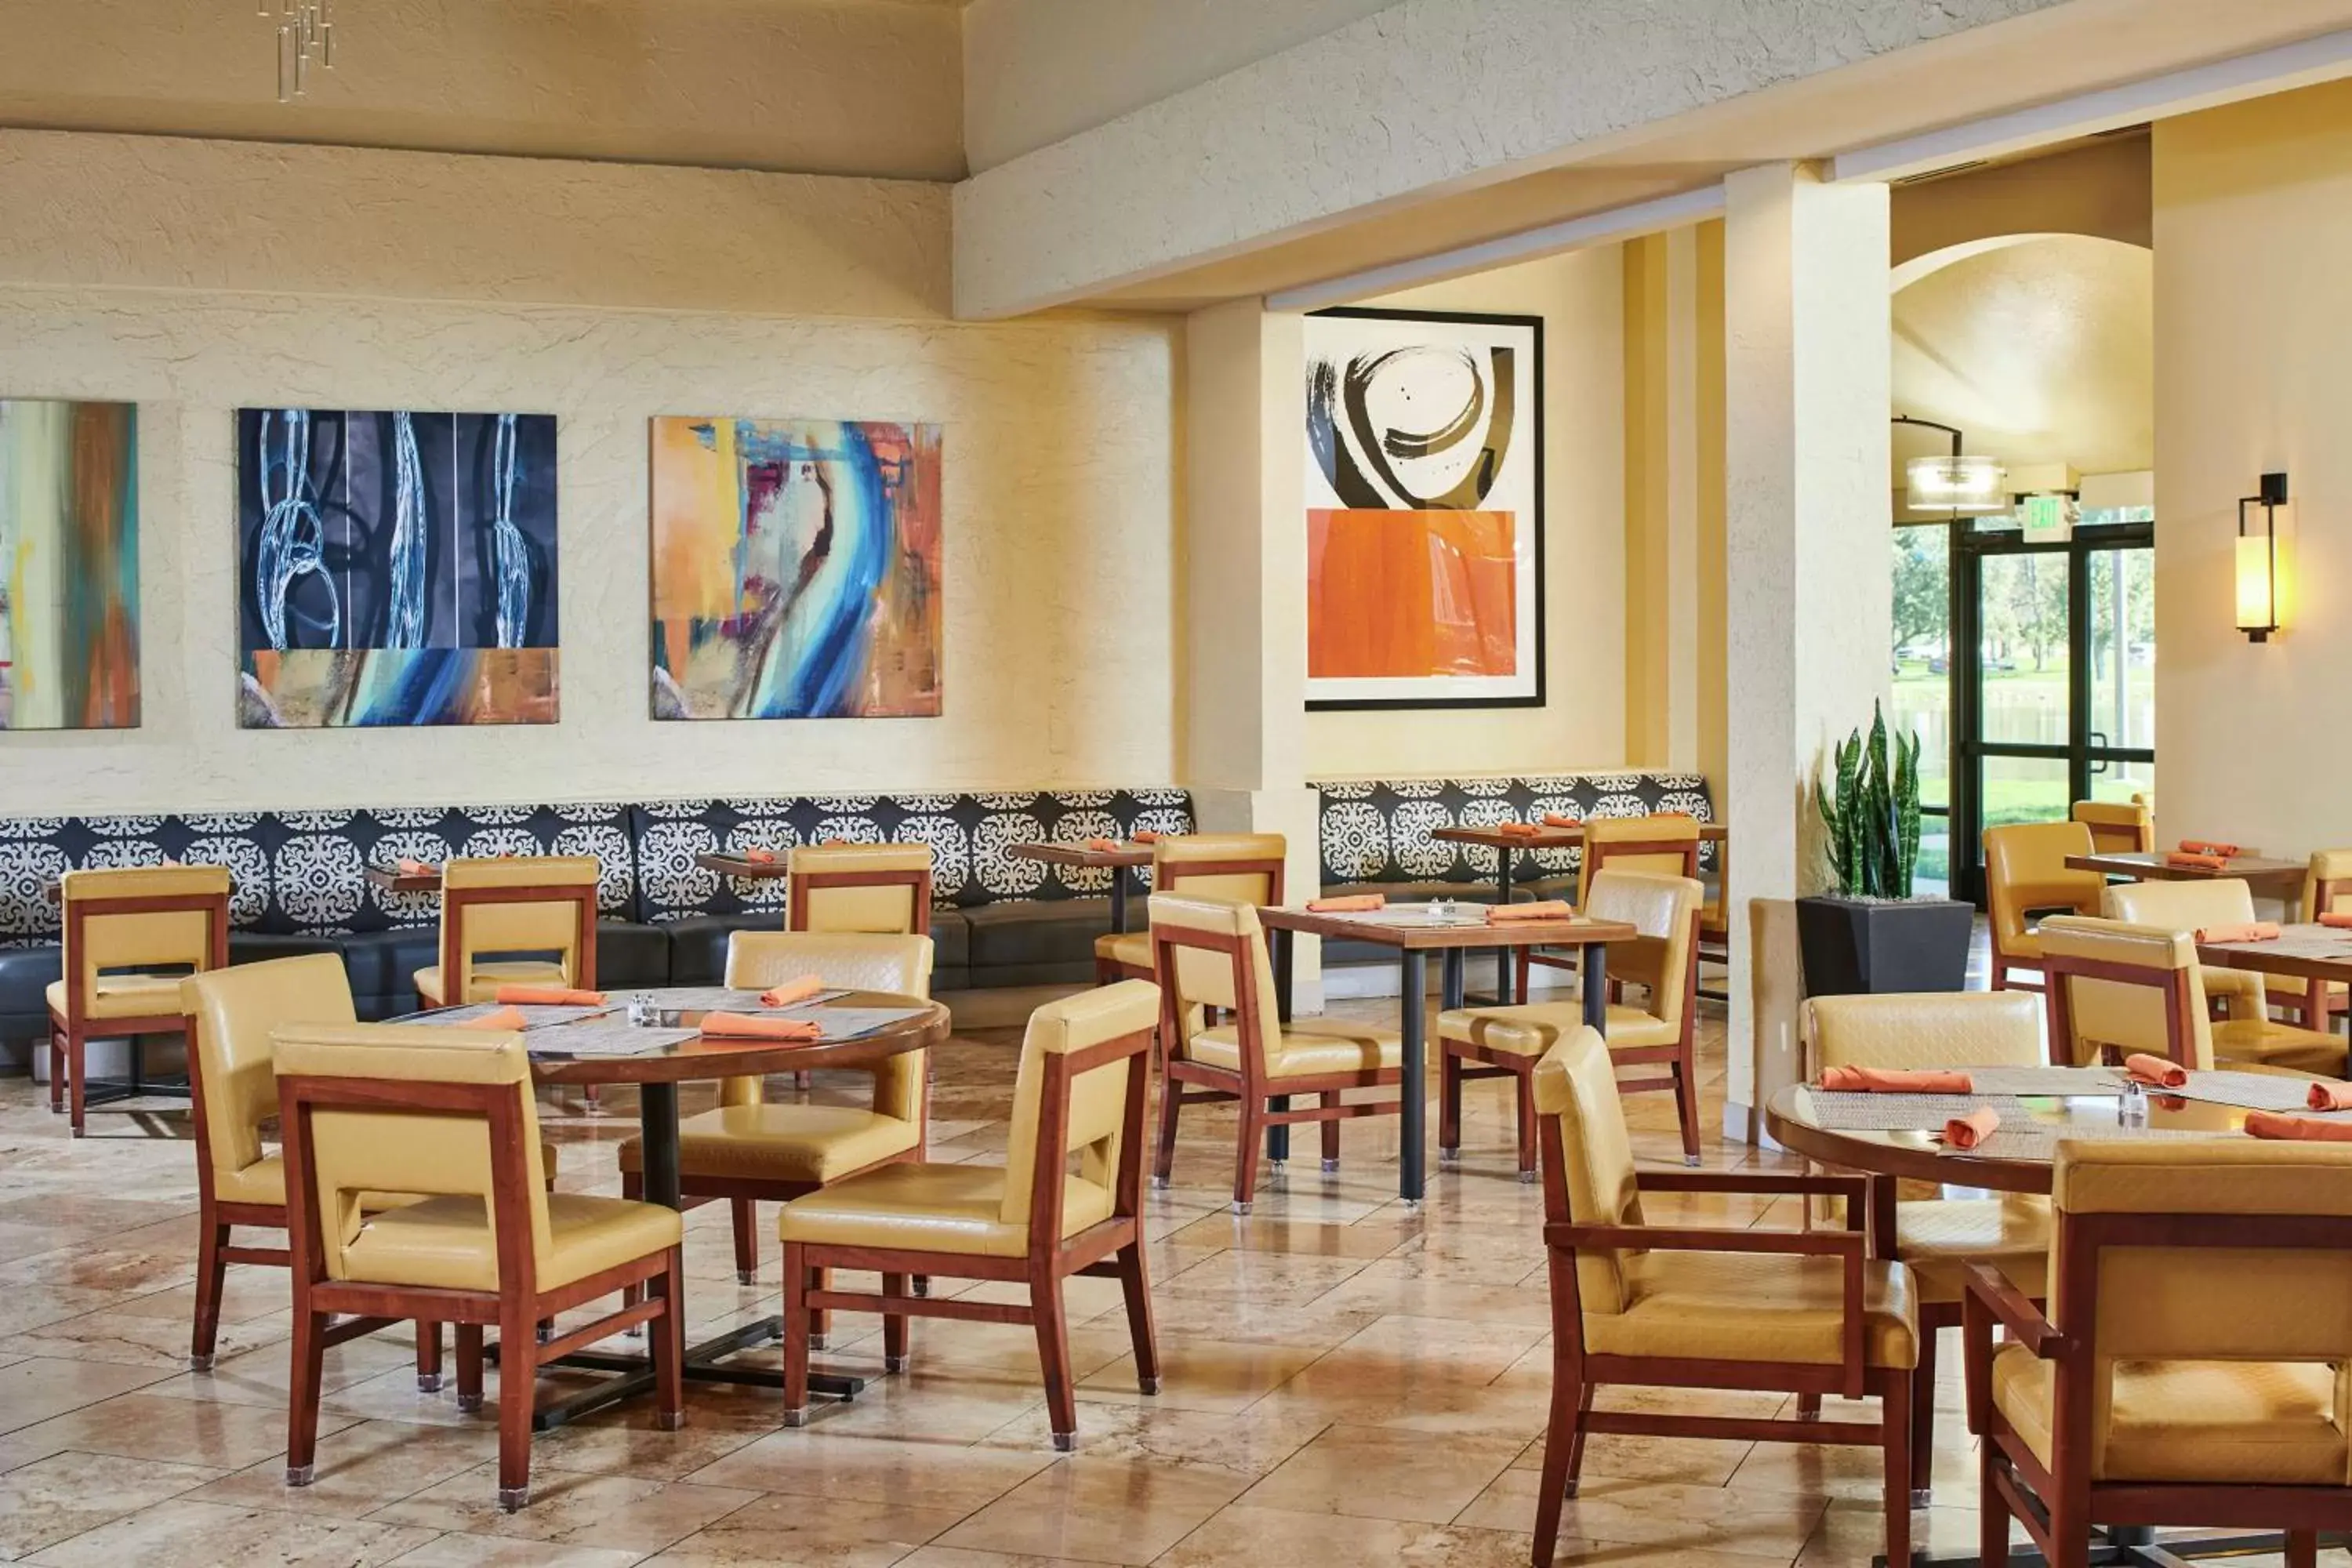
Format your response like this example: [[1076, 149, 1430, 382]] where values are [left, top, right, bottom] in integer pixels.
[[0, 134, 1178, 814]]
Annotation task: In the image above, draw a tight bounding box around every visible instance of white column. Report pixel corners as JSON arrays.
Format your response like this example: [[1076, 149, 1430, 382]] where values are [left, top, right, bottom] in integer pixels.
[[1722, 162, 1893, 1136]]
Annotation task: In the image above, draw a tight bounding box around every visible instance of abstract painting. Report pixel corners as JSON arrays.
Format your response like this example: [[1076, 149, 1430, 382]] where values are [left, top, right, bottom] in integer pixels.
[[1305, 307, 1544, 710], [0, 400, 140, 730], [237, 408, 558, 728], [650, 416, 942, 720]]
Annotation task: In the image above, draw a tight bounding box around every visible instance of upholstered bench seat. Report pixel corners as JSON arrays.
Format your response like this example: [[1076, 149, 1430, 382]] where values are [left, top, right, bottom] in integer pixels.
[[962, 898, 1122, 986]]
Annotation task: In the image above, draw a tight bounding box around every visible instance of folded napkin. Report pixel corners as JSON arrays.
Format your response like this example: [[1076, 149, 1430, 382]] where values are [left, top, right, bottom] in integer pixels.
[[2245, 1109, 2352, 1142], [1650, 811, 1696, 820], [1541, 812, 1579, 829], [2310, 1081, 2352, 1112], [2321, 912, 2352, 931], [2124, 1052, 2189, 1088], [741, 848, 778, 864], [1489, 900, 1575, 924], [2165, 851, 2230, 871], [460, 1006, 529, 1032], [1306, 894, 1386, 913], [395, 857, 441, 877], [819, 838, 850, 847], [1944, 1106, 2000, 1151], [700, 1012, 822, 1042], [1085, 837, 1120, 851], [759, 975, 826, 1008], [2194, 921, 2281, 944], [1132, 830, 1161, 844], [1817, 1065, 1973, 1094], [495, 985, 608, 1007], [1496, 821, 1544, 838], [2180, 839, 2241, 858]]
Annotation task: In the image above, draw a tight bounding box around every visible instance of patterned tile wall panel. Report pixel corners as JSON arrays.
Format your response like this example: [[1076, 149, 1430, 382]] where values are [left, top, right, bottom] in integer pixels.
[[1313, 774, 1716, 887]]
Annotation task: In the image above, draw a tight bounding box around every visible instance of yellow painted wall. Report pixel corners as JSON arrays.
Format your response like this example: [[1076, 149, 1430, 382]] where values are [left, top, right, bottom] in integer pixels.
[[1623, 236, 1671, 764], [1695, 220, 1729, 806]]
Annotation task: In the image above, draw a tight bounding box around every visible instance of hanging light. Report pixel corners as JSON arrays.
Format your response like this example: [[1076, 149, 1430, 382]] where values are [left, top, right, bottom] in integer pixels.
[[1905, 454, 2007, 514], [2236, 471, 2287, 644], [263, 0, 336, 103]]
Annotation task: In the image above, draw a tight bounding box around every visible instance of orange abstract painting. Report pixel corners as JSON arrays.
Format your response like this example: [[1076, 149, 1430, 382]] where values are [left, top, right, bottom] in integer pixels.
[[1308, 509, 1517, 679]]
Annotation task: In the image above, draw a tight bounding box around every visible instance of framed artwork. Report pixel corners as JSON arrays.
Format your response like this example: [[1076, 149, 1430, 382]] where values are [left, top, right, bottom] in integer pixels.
[[0, 399, 140, 729], [649, 416, 942, 720], [237, 408, 559, 728], [1304, 307, 1544, 710]]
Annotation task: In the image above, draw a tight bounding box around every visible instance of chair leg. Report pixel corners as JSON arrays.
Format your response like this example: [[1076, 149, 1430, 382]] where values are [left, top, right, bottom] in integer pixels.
[[191, 1219, 229, 1370], [495, 1297, 535, 1510], [1797, 1393, 1821, 1420], [1115, 1241, 1159, 1395], [1439, 1048, 1463, 1161], [1514, 947, 1531, 1001], [415, 1319, 442, 1392], [780, 1242, 811, 1425], [1514, 1069, 1539, 1183], [1151, 1075, 1182, 1191], [1671, 1036, 1702, 1168], [1881, 1374, 1913, 1568], [47, 1027, 64, 1115], [651, 1248, 686, 1431], [455, 1323, 485, 1412], [1909, 1323, 1938, 1502], [1232, 1098, 1263, 1215], [284, 1306, 328, 1486], [67, 1031, 87, 1137], [1530, 1350, 1587, 1566], [618, 1171, 644, 1327], [881, 1272, 909, 1373], [1979, 1436, 2008, 1566], [810, 1265, 831, 1349], [730, 1197, 759, 1285], [2285, 1530, 2321, 1568], [1319, 1093, 1341, 1171], [1032, 1272, 1078, 1451]]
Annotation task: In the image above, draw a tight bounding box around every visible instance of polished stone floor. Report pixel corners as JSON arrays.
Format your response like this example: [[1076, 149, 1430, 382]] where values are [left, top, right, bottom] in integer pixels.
[[0, 995, 2329, 1567]]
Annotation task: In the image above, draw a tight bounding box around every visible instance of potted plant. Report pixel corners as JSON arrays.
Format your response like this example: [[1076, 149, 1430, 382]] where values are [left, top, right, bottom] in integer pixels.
[[1795, 702, 1974, 996]]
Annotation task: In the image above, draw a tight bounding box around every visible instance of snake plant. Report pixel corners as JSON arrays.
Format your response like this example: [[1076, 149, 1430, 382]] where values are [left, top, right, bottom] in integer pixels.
[[1818, 700, 1923, 899]]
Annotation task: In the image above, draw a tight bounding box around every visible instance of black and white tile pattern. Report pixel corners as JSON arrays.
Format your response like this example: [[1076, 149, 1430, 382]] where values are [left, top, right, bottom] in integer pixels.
[[1312, 773, 1717, 887]]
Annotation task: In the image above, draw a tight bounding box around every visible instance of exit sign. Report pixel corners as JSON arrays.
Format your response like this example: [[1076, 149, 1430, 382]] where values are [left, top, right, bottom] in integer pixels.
[[2021, 494, 2071, 542]]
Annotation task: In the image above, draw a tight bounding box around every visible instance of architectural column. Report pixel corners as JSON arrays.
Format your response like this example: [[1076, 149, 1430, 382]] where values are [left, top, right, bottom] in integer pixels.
[[1181, 298, 1324, 1004], [1722, 162, 1893, 1135]]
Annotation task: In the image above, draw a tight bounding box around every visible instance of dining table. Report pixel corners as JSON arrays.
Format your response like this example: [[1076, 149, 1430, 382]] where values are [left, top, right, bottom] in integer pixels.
[[415, 986, 951, 1429], [1008, 839, 1154, 934], [1254, 902, 1639, 1203], [2064, 848, 2307, 898]]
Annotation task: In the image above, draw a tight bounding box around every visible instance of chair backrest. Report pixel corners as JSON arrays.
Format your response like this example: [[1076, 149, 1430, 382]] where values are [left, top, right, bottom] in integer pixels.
[[1577, 815, 1701, 906], [2071, 799, 2154, 855], [439, 855, 598, 998], [997, 981, 1159, 1237], [181, 954, 357, 1200], [1147, 892, 1286, 1078], [57, 865, 231, 1022], [2038, 915, 2212, 1069], [2102, 876, 2256, 931], [2048, 1140, 2352, 1481], [786, 844, 933, 935], [1805, 990, 2043, 1074], [1984, 821, 2103, 951], [2303, 849, 2352, 924], [721, 931, 936, 1116], [1531, 1025, 1646, 1316], [273, 1022, 552, 1288], [1581, 868, 1700, 1030], [1152, 832, 1286, 907]]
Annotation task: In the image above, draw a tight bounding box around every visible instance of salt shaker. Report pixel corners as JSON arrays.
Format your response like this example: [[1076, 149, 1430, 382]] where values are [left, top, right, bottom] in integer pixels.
[[627, 992, 658, 1027], [2118, 1077, 2148, 1128]]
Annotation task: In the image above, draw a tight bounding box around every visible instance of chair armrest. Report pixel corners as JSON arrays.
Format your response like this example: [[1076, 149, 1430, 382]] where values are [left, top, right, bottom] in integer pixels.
[[1962, 1261, 2066, 1357], [1636, 1169, 1870, 1205]]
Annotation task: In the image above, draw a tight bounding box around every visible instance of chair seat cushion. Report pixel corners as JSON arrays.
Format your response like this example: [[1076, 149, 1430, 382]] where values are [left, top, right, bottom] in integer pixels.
[[2213, 1019, 2347, 1078], [1588, 1251, 1918, 1370], [617, 1105, 919, 1185], [46, 973, 187, 1022], [216, 1145, 561, 1210], [1092, 930, 1152, 973], [1893, 1195, 2051, 1305], [1436, 1002, 1677, 1056], [412, 960, 570, 1008], [778, 1162, 1112, 1259], [1187, 1016, 1403, 1079], [339, 1191, 678, 1293], [1993, 1347, 2345, 1483]]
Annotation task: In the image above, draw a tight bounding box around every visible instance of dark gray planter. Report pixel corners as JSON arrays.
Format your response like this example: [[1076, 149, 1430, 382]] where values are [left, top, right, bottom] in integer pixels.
[[1794, 895, 1974, 997]]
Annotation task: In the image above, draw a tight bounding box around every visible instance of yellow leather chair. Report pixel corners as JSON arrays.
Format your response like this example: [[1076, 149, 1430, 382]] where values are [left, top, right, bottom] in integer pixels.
[[1806, 990, 2051, 1501], [1519, 814, 1700, 996], [2071, 798, 2154, 855], [1966, 1140, 2352, 1567], [616, 931, 933, 1290], [1147, 894, 1404, 1213], [274, 1021, 684, 1512], [1526, 1025, 1919, 1568], [2103, 876, 2271, 1026], [2280, 848, 2352, 1030], [787, 843, 933, 935], [413, 855, 599, 1007], [49, 864, 230, 1136], [1093, 832, 1286, 982], [1984, 822, 2104, 992], [2039, 916, 2343, 1076], [1442, 868, 1705, 1172], [776, 981, 1162, 1450]]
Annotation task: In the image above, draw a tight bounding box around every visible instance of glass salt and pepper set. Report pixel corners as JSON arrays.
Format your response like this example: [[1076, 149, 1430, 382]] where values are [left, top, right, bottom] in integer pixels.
[[2118, 1076, 2149, 1127], [626, 992, 659, 1026]]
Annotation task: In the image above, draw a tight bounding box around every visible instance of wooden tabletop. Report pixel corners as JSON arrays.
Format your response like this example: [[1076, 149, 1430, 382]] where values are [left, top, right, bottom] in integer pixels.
[[2067, 850, 2305, 887], [1764, 1082, 2254, 1197], [694, 852, 791, 879], [1432, 822, 1726, 849], [2196, 923, 2352, 985], [514, 989, 949, 1087], [1008, 840, 1154, 869], [1257, 902, 1640, 950], [364, 865, 444, 894]]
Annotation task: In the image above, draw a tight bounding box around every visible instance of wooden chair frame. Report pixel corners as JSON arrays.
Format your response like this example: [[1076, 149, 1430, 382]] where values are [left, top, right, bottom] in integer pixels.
[[1149, 920, 1402, 1213], [1530, 1120, 1915, 1568], [49, 887, 230, 1137], [278, 1071, 684, 1511], [1517, 833, 1700, 995], [2281, 864, 2352, 1032], [787, 867, 935, 935], [1094, 853, 1287, 985], [2040, 948, 2201, 1069], [430, 879, 600, 1011], [1445, 904, 1706, 1175], [1965, 1212, 2352, 1568], [778, 1022, 1160, 1449]]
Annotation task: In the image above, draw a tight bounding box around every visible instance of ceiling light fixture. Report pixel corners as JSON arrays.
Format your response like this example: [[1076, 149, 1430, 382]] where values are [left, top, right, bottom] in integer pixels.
[[263, 0, 336, 103]]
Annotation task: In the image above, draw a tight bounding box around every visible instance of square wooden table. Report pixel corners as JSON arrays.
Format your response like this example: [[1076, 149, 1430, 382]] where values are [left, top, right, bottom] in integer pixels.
[[363, 864, 445, 895], [2194, 922, 2352, 989], [1254, 903, 1640, 1203], [1008, 840, 1154, 933], [692, 851, 790, 881], [2065, 849, 2306, 897]]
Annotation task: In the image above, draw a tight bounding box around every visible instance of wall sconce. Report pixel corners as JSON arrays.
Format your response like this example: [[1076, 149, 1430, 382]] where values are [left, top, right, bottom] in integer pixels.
[[2236, 470, 2287, 644], [1906, 454, 2008, 514]]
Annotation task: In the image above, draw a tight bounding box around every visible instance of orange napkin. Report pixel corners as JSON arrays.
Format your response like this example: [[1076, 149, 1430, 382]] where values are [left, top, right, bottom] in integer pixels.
[[1085, 837, 1120, 851], [1305, 894, 1385, 913], [1541, 812, 1579, 829], [1495, 821, 1544, 838], [1944, 1107, 2000, 1151], [2245, 1109, 2352, 1142], [1817, 1065, 1974, 1094], [2308, 1081, 2352, 1112], [1488, 900, 1575, 924], [2165, 851, 2230, 871], [741, 848, 777, 864], [700, 1012, 822, 1042], [820, 838, 850, 847], [2124, 1052, 2188, 1088], [759, 975, 826, 1008], [495, 984, 608, 1007], [1650, 811, 1696, 820], [396, 857, 441, 877], [2195, 921, 2281, 944], [2321, 912, 2352, 931], [1132, 829, 1160, 844], [461, 1006, 529, 1032], [2180, 839, 2241, 858]]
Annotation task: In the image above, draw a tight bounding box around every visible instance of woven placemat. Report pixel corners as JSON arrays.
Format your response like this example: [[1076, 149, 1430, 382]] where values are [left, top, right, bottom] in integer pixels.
[[525, 1021, 699, 1058], [1809, 1092, 2033, 1131], [1945, 1121, 2233, 1163], [1959, 1065, 2125, 1098], [432, 1000, 617, 1029], [2148, 1070, 2344, 1113]]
